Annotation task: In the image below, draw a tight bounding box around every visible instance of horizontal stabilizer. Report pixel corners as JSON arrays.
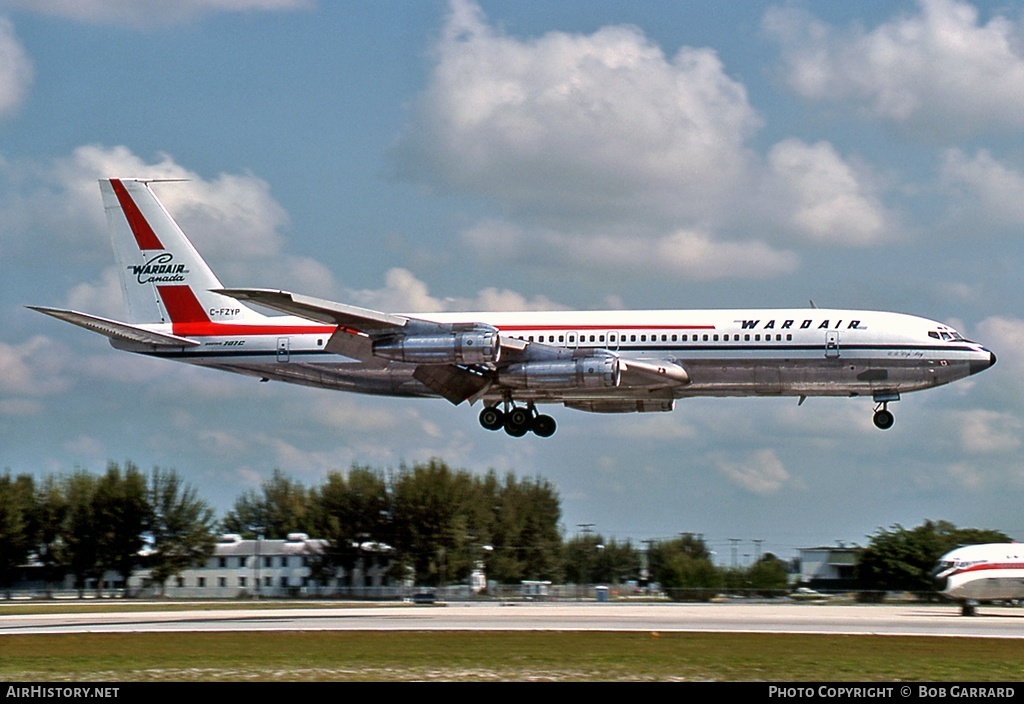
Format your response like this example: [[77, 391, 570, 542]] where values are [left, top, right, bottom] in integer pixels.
[[27, 306, 200, 347], [215, 288, 408, 331]]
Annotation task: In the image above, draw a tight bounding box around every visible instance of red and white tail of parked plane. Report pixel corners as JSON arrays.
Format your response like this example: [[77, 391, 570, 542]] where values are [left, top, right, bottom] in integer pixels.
[[31, 178, 996, 437]]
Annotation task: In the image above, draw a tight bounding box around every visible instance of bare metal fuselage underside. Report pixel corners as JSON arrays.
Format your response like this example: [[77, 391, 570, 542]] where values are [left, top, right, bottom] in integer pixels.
[[157, 343, 976, 406]]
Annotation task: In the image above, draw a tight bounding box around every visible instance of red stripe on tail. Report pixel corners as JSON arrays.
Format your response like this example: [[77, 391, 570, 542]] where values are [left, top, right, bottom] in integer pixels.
[[156, 285, 334, 336], [110, 179, 164, 251], [157, 285, 211, 324]]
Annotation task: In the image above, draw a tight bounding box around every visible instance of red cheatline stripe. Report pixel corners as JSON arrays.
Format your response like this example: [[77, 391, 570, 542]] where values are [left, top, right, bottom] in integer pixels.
[[110, 179, 164, 251], [955, 562, 1024, 575], [170, 322, 336, 337], [157, 286, 333, 336]]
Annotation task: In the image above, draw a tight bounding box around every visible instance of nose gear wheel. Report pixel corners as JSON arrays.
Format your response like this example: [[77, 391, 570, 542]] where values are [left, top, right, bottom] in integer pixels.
[[873, 403, 895, 430]]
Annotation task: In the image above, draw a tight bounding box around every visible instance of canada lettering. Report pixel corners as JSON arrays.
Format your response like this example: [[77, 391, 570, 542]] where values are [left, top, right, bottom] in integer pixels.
[[129, 252, 189, 284]]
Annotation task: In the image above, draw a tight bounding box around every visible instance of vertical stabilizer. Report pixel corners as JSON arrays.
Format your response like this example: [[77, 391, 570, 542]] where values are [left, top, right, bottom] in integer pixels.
[[100, 179, 265, 326]]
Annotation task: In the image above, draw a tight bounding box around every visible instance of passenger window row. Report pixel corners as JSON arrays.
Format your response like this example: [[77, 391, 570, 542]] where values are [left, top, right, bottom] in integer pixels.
[[510, 332, 795, 344]]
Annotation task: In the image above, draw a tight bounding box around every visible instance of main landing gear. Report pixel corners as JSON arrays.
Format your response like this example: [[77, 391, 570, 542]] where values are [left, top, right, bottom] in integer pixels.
[[872, 392, 899, 430], [479, 401, 557, 438]]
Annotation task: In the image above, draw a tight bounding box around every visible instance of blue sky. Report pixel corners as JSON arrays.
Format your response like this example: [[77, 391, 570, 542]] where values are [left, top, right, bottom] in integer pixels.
[[2, 0, 1024, 562]]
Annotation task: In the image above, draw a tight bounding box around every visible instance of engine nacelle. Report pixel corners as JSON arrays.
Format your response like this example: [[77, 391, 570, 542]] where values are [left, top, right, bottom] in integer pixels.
[[372, 329, 500, 365], [500, 356, 620, 390]]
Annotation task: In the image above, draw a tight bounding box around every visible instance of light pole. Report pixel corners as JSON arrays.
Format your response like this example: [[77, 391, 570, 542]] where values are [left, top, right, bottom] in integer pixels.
[[255, 532, 264, 600]]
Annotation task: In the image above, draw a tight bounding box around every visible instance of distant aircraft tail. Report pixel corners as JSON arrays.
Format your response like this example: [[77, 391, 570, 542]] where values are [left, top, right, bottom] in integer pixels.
[[100, 178, 267, 329]]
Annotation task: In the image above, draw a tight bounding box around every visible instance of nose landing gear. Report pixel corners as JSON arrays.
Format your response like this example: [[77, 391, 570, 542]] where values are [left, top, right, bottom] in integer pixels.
[[873, 406, 895, 430], [478, 400, 556, 437], [872, 392, 900, 430]]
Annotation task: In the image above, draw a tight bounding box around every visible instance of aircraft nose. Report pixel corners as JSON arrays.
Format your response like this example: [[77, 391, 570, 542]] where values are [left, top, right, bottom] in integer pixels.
[[969, 349, 996, 376], [930, 564, 951, 592]]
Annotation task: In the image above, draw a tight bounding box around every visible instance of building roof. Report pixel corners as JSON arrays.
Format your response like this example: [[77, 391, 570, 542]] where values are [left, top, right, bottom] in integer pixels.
[[213, 534, 326, 558]]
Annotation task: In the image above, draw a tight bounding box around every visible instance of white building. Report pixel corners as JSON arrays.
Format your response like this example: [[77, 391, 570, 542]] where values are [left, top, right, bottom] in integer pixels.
[[797, 545, 861, 590], [129, 533, 390, 598]]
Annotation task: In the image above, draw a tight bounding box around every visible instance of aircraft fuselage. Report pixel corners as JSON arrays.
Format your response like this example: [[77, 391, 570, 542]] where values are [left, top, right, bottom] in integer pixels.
[[120, 307, 994, 406]]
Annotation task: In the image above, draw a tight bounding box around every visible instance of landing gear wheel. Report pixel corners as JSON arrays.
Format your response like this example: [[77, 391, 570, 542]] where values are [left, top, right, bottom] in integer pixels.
[[479, 406, 504, 431], [504, 419, 530, 437], [873, 408, 895, 430], [504, 406, 532, 437], [532, 414, 557, 438]]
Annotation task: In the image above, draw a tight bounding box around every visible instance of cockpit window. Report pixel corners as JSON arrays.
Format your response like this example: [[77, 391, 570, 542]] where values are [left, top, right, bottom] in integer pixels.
[[929, 329, 967, 341]]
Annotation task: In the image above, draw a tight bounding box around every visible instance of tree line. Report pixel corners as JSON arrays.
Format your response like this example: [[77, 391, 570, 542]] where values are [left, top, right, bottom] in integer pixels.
[[222, 460, 564, 586], [0, 462, 215, 593], [0, 459, 1011, 597], [0, 458, 783, 594]]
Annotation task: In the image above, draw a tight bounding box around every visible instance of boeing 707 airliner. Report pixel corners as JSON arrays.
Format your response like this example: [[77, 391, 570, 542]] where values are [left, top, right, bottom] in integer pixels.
[[31, 179, 995, 438]]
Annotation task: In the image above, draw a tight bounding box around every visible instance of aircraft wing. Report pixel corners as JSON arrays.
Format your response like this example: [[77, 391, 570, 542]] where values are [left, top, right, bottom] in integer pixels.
[[214, 288, 688, 406], [215, 288, 409, 331], [216, 288, 505, 401], [27, 306, 201, 348], [216, 287, 526, 355]]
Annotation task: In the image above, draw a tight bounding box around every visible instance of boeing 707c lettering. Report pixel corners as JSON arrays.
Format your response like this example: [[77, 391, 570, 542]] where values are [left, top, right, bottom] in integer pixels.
[[31, 179, 995, 438]]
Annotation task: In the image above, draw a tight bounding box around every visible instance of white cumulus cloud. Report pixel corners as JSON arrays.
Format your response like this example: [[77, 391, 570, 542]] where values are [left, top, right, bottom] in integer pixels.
[[955, 409, 1022, 454], [765, 0, 1024, 136], [0, 17, 31, 119], [0, 0, 312, 28], [462, 220, 799, 280], [940, 148, 1024, 226], [975, 316, 1024, 400], [0, 336, 71, 397], [347, 266, 566, 314], [395, 0, 761, 226], [52, 144, 291, 261], [713, 448, 792, 495], [395, 1, 904, 283], [766, 139, 887, 245]]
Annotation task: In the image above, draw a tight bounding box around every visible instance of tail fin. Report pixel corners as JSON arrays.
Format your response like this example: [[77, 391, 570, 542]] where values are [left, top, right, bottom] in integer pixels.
[[100, 178, 265, 326]]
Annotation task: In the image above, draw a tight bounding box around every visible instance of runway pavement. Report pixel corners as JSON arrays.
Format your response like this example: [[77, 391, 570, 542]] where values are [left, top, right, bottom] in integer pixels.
[[2, 601, 1023, 638]]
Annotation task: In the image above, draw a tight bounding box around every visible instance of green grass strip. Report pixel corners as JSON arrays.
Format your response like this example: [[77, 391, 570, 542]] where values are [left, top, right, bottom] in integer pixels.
[[2, 631, 1021, 681]]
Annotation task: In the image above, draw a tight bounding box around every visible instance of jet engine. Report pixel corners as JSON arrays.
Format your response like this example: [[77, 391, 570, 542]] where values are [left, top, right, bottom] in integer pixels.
[[499, 356, 620, 390], [372, 329, 500, 365]]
